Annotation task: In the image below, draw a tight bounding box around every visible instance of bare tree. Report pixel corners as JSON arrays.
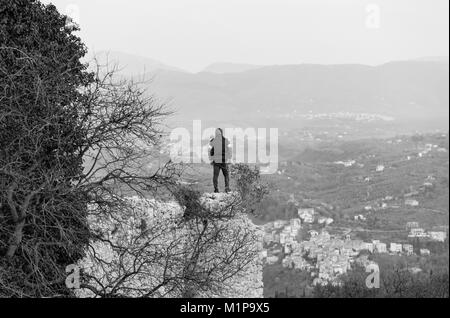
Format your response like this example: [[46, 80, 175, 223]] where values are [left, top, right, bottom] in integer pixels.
[[75, 166, 267, 298], [1, 47, 267, 298], [1, 2, 267, 298], [0, 47, 179, 296]]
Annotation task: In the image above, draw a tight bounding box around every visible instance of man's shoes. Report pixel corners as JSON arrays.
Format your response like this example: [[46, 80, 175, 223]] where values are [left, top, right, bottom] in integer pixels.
[[214, 189, 219, 193], [225, 188, 231, 193]]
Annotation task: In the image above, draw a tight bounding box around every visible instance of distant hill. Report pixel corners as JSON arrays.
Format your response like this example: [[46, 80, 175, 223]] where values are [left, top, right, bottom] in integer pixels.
[[413, 56, 449, 63], [149, 61, 449, 125], [202, 62, 264, 74], [87, 51, 187, 76]]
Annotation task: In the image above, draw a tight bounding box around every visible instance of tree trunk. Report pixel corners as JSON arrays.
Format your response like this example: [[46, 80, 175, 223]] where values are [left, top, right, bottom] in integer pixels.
[[6, 219, 25, 258]]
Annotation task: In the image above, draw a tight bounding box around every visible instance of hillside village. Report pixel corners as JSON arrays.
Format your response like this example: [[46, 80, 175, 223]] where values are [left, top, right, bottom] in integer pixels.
[[187, 131, 449, 295], [260, 204, 448, 287], [163, 130, 449, 295]]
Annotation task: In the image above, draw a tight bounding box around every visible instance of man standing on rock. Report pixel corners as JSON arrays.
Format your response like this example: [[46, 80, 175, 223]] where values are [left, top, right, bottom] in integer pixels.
[[209, 128, 232, 193]]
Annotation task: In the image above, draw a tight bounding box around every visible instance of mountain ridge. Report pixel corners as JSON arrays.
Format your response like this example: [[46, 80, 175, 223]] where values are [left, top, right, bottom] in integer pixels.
[[86, 50, 188, 75], [201, 62, 265, 74], [87, 51, 448, 127], [148, 61, 449, 124]]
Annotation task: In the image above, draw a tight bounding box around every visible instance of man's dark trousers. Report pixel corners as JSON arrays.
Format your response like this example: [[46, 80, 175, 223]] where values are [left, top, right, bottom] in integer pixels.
[[213, 163, 230, 192]]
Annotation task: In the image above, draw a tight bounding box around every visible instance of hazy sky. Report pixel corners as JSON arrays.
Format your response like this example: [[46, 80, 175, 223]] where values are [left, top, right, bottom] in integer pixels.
[[43, 0, 449, 72]]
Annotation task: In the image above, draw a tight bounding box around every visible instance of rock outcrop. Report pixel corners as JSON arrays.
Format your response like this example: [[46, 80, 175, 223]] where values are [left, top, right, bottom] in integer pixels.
[[75, 193, 263, 298]]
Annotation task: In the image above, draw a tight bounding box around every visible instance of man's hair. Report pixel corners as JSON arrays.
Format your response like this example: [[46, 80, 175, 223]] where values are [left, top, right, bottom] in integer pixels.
[[217, 128, 224, 136]]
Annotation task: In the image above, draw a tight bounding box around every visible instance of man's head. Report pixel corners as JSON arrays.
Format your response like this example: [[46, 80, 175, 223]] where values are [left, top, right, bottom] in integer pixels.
[[215, 128, 223, 138]]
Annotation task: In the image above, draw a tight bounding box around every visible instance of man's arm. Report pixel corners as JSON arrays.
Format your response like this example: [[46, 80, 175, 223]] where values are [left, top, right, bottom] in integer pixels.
[[225, 139, 232, 161], [208, 138, 214, 162]]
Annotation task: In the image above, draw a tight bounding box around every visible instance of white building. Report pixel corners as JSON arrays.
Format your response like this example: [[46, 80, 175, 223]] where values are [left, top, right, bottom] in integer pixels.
[[290, 218, 302, 228], [375, 242, 387, 253], [284, 245, 291, 254], [390, 243, 402, 253], [266, 256, 279, 265], [408, 228, 427, 238], [274, 220, 287, 229], [403, 244, 414, 255], [406, 222, 419, 229], [334, 160, 356, 167], [298, 208, 315, 223], [409, 267, 423, 275], [280, 233, 287, 244], [364, 243, 374, 253], [420, 249, 431, 256], [405, 199, 419, 207], [376, 165, 385, 172], [429, 231, 447, 242], [317, 217, 327, 225]]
